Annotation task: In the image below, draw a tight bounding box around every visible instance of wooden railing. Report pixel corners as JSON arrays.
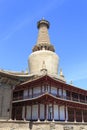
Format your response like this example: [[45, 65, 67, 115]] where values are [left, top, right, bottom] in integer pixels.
[[13, 91, 87, 104]]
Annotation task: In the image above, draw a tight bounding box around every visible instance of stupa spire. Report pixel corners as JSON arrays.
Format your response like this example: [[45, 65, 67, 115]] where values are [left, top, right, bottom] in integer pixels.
[[37, 19, 50, 45], [32, 19, 55, 52], [28, 19, 59, 75]]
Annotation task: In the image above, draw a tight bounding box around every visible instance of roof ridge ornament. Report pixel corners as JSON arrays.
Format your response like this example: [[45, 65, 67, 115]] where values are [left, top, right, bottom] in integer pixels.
[[70, 80, 73, 85], [59, 68, 66, 82]]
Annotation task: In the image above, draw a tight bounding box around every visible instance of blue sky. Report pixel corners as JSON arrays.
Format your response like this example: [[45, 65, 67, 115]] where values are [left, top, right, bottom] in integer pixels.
[[0, 0, 87, 89]]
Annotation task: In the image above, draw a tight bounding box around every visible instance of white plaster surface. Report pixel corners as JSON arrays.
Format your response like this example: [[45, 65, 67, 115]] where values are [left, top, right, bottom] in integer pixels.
[[28, 50, 59, 75]]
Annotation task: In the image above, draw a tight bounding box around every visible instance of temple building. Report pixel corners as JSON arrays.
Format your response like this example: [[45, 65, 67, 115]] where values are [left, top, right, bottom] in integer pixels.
[[0, 19, 87, 123]]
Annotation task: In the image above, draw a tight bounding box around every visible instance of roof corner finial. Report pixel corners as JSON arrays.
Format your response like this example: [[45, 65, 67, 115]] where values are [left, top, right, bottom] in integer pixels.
[[59, 68, 64, 78], [70, 80, 73, 85]]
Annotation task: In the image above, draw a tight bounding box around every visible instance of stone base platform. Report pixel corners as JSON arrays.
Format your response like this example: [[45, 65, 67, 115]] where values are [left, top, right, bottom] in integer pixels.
[[0, 120, 87, 130]]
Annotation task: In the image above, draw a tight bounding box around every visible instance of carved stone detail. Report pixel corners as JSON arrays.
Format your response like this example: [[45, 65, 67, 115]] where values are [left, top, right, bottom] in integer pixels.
[[36, 126, 43, 130], [64, 126, 73, 130], [80, 126, 86, 130], [50, 122, 55, 130]]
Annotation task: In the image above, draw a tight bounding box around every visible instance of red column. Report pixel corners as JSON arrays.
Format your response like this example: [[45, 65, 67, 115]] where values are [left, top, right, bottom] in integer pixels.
[[78, 94, 80, 102], [28, 88, 29, 97], [82, 110, 84, 123], [74, 109, 76, 122], [14, 107, 16, 120], [38, 104, 40, 121], [65, 105, 67, 122], [24, 105, 27, 120], [57, 88, 59, 96], [41, 85, 42, 93], [62, 89, 63, 98], [85, 96, 86, 103], [70, 92, 72, 100], [52, 103, 54, 121], [50, 84, 51, 94], [58, 105, 60, 120], [32, 88, 33, 98], [49, 85, 51, 93], [44, 104, 47, 120], [31, 105, 32, 120]]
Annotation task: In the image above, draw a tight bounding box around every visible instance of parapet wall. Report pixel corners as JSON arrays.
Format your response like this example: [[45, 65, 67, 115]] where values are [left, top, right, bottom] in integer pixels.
[[0, 120, 87, 130]]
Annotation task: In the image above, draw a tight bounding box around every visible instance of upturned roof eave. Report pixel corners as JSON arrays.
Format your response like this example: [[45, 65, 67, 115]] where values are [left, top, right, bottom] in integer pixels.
[[14, 74, 87, 95]]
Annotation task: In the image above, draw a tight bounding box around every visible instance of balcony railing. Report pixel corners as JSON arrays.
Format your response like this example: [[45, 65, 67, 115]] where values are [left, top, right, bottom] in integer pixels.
[[13, 91, 87, 104], [13, 92, 45, 101]]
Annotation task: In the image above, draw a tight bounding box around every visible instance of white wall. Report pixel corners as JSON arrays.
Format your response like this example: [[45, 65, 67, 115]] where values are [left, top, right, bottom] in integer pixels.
[[29, 88, 32, 97], [23, 90, 28, 98], [66, 106, 68, 121], [63, 90, 66, 97], [47, 104, 48, 120], [59, 89, 62, 96], [32, 105, 38, 120], [22, 104, 68, 121], [0, 85, 11, 119], [42, 85, 44, 92], [60, 106, 65, 120], [47, 86, 50, 93], [48, 104, 52, 120], [22, 106, 25, 119], [51, 87, 57, 95], [54, 105, 58, 120], [40, 104, 44, 120], [26, 106, 31, 120], [33, 87, 41, 95], [29, 50, 59, 75]]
